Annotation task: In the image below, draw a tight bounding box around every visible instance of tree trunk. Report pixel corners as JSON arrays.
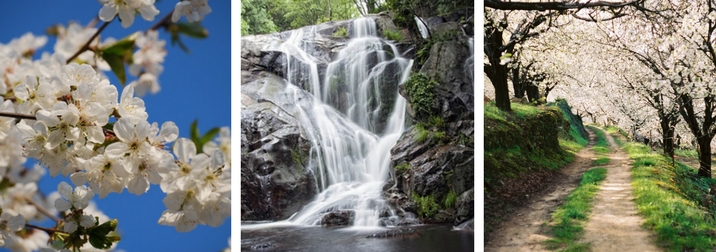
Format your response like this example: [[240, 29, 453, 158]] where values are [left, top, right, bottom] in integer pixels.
[[697, 135, 712, 177], [490, 69, 511, 111], [484, 20, 513, 112], [526, 84, 540, 103], [366, 0, 375, 13], [659, 115, 675, 159], [512, 67, 525, 98]]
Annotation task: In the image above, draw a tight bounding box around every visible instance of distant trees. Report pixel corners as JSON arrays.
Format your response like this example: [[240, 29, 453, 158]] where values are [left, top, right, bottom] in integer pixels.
[[241, 0, 278, 35], [241, 0, 360, 35], [483, 1, 645, 112]]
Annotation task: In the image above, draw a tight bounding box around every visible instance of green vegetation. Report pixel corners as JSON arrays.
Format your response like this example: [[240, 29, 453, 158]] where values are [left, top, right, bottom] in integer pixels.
[[586, 125, 611, 166], [242, 0, 359, 35], [485, 101, 587, 186], [412, 193, 440, 218], [241, 0, 278, 35], [333, 27, 348, 37], [619, 133, 716, 251], [588, 125, 611, 155], [605, 125, 628, 139], [395, 162, 410, 172], [511, 103, 542, 119], [444, 190, 458, 208], [383, 29, 403, 41], [593, 157, 610, 166], [544, 168, 607, 252], [404, 73, 438, 118], [675, 148, 698, 159], [384, 0, 471, 27], [414, 123, 447, 143]]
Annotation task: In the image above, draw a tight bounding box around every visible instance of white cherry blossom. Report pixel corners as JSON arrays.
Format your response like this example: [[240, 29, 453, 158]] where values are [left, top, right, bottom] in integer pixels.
[[54, 181, 93, 212], [99, 0, 160, 28], [172, 0, 212, 23]]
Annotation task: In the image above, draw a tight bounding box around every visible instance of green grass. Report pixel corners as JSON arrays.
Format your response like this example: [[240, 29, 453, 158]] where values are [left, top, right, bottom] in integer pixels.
[[587, 125, 611, 154], [412, 193, 440, 219], [485, 102, 577, 185], [623, 140, 716, 251], [593, 157, 610, 166], [512, 103, 542, 119], [485, 102, 543, 120], [586, 125, 611, 167], [333, 26, 348, 37], [605, 125, 628, 138], [675, 148, 698, 159], [544, 168, 607, 251], [444, 190, 458, 208], [383, 29, 403, 41]]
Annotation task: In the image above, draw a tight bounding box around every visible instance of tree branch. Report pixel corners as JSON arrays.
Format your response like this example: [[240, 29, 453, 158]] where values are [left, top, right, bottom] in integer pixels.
[[66, 21, 111, 64], [0, 111, 36, 120], [485, 0, 640, 11]]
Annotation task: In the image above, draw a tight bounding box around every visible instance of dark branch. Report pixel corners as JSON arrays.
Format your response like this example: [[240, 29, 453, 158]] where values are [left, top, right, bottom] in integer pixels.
[[485, 0, 640, 11]]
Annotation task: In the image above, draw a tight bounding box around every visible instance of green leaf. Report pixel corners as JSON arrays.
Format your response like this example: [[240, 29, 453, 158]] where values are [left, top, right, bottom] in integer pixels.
[[190, 119, 201, 144], [199, 127, 221, 150], [170, 27, 191, 54], [88, 219, 119, 249], [101, 35, 136, 55], [177, 22, 209, 39], [102, 53, 127, 86]]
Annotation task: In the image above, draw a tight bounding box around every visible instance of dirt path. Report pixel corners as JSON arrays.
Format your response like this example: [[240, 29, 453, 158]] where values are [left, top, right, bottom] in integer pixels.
[[484, 130, 598, 252], [579, 128, 660, 251], [485, 128, 662, 252]]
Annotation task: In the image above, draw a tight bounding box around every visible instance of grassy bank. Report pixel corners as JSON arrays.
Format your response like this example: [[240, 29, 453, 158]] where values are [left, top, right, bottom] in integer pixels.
[[543, 168, 608, 251], [484, 102, 581, 186], [484, 100, 588, 241], [616, 132, 716, 251]]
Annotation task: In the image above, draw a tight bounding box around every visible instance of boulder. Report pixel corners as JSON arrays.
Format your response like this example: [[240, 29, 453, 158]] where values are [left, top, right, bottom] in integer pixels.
[[455, 188, 474, 225], [240, 72, 317, 221], [419, 40, 473, 122], [320, 211, 355, 226]]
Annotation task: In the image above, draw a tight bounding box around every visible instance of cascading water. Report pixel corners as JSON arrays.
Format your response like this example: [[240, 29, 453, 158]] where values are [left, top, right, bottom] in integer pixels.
[[414, 16, 429, 39], [263, 17, 413, 227]]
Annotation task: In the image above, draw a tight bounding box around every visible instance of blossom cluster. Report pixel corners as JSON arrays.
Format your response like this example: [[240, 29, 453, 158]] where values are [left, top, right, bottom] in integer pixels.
[[0, 0, 226, 249]]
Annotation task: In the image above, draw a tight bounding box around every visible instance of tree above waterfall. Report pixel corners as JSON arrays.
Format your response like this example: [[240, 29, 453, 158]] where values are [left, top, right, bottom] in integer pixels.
[[242, 0, 361, 35]]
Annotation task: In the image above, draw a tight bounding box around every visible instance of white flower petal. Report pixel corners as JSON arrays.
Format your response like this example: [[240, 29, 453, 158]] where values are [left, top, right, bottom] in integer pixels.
[[55, 198, 71, 212], [98, 4, 118, 22], [173, 138, 196, 164], [104, 143, 129, 159], [159, 121, 179, 143], [7, 214, 25, 231], [127, 175, 149, 195], [80, 214, 95, 228], [58, 181, 72, 199], [64, 221, 78, 233]]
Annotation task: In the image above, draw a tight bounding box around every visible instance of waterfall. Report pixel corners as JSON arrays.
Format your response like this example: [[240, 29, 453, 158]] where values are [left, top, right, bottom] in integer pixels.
[[415, 16, 429, 39], [267, 17, 413, 227]]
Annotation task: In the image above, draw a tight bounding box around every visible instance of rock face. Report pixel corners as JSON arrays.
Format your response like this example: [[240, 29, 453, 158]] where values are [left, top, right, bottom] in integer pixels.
[[241, 72, 317, 220], [387, 18, 474, 224]]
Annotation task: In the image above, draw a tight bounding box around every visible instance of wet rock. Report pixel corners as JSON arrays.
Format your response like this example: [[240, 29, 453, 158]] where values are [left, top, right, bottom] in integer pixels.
[[455, 188, 474, 225], [366, 228, 419, 238], [454, 218, 474, 232], [321, 211, 355, 226], [250, 243, 276, 250], [387, 18, 473, 225], [419, 40, 473, 122], [241, 72, 317, 221]]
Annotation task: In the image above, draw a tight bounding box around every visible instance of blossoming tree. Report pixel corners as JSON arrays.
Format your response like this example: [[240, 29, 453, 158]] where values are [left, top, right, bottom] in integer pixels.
[[0, 1, 231, 251]]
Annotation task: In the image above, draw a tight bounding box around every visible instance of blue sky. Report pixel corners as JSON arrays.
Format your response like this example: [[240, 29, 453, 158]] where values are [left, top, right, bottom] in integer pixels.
[[0, 1, 232, 251]]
